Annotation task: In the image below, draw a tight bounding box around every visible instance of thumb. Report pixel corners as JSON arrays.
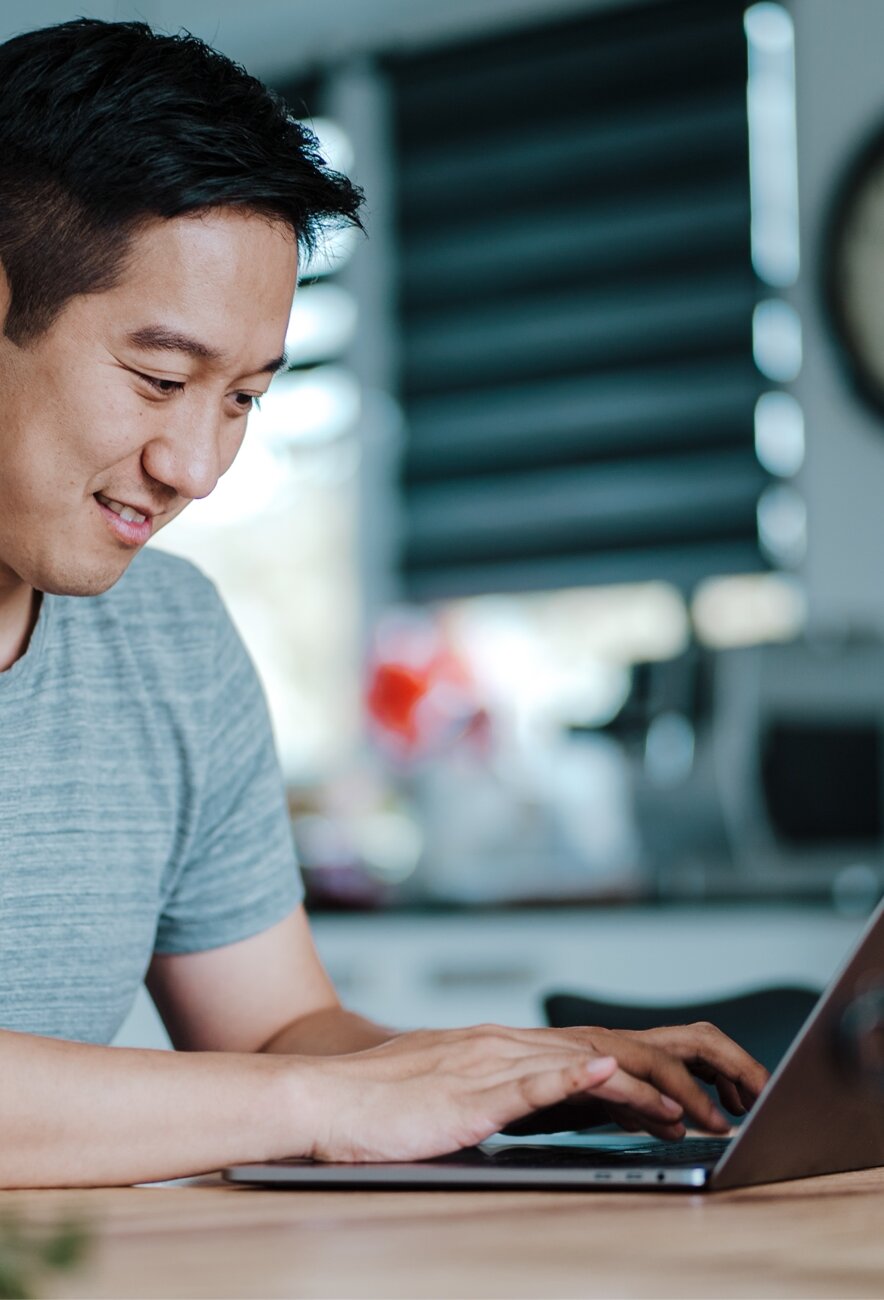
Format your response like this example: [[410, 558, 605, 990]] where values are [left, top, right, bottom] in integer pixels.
[[585, 1055, 618, 1084]]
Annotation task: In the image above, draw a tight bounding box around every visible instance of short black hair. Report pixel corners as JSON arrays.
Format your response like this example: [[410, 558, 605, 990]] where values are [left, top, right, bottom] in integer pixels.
[[0, 17, 364, 344]]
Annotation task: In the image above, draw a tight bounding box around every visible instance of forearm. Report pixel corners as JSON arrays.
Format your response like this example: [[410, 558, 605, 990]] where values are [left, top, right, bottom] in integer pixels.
[[259, 1004, 400, 1056], [0, 1027, 312, 1189]]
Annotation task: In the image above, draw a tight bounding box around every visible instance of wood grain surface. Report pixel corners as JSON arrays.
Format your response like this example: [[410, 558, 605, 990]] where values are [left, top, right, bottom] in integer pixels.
[[2, 1165, 882, 1299]]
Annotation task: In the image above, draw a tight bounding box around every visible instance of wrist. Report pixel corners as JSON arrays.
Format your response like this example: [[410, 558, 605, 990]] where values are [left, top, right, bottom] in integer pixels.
[[262, 1051, 327, 1161]]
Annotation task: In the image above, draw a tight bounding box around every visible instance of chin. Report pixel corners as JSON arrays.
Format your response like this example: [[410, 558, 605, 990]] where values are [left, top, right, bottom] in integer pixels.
[[37, 552, 138, 598]]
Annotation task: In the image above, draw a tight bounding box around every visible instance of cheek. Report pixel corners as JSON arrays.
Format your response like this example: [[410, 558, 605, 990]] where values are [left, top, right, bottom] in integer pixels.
[[37, 370, 148, 484], [79, 389, 150, 469], [218, 422, 248, 477]]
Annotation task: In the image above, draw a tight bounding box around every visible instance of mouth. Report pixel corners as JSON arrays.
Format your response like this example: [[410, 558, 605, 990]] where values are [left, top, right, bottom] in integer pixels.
[[93, 492, 155, 546], [94, 492, 155, 523]]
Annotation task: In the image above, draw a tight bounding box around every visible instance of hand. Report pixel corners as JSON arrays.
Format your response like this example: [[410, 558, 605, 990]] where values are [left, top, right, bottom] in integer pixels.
[[294, 1024, 621, 1163], [500, 1022, 770, 1140]]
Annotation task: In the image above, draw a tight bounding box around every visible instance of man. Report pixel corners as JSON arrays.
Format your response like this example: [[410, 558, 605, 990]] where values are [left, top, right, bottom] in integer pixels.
[[0, 17, 767, 1188]]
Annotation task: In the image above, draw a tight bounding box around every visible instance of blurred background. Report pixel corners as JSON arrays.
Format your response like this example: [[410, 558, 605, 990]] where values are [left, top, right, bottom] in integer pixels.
[[7, 0, 882, 1043]]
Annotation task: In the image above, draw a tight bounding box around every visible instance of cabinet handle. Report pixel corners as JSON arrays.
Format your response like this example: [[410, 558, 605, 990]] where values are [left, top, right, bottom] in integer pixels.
[[426, 965, 538, 989]]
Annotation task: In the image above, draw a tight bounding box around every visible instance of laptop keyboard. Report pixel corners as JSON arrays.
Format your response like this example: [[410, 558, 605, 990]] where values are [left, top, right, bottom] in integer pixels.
[[271, 1137, 733, 1171], [466, 1137, 732, 1170]]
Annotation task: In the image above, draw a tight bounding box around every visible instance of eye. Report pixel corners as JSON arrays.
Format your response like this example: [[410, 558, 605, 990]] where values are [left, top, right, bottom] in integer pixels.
[[234, 392, 261, 413], [136, 372, 185, 396]]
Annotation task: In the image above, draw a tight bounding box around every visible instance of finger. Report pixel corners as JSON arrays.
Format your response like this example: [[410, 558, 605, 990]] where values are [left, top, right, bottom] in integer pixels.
[[507, 1026, 733, 1133], [499, 1097, 613, 1136], [604, 1103, 641, 1132], [714, 1075, 746, 1115], [641, 1023, 770, 1104], [738, 1076, 765, 1109], [580, 1066, 694, 1129], [620, 1042, 733, 1132], [484, 1056, 618, 1133], [638, 1119, 686, 1141], [642, 1045, 746, 1118], [688, 1060, 745, 1115], [492, 1049, 616, 1090], [593, 1056, 730, 1135], [603, 1100, 687, 1141]]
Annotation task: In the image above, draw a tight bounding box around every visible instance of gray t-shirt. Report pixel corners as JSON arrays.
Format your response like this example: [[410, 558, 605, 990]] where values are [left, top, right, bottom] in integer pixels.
[[0, 547, 304, 1044]]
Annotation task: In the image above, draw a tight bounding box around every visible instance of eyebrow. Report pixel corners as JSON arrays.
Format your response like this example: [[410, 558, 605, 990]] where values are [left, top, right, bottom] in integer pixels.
[[125, 324, 288, 375]]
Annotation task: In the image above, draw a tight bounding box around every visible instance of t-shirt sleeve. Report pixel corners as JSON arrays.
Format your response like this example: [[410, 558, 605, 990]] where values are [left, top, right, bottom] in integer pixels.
[[153, 592, 305, 955]]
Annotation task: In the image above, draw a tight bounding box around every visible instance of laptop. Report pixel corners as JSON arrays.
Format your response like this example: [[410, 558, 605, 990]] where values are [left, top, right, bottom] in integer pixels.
[[224, 896, 884, 1192]]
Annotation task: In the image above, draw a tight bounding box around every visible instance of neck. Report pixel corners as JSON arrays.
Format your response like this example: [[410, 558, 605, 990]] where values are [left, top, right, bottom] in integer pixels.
[[0, 580, 41, 672]]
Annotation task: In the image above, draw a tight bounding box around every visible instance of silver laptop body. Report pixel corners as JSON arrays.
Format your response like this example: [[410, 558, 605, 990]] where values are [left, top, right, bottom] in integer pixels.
[[224, 896, 884, 1192]]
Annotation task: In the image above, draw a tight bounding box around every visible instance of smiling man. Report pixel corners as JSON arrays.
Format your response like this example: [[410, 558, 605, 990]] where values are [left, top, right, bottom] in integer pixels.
[[0, 18, 769, 1188]]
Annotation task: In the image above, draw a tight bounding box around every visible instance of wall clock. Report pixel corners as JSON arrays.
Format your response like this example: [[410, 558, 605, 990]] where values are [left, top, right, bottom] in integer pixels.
[[825, 127, 884, 417]]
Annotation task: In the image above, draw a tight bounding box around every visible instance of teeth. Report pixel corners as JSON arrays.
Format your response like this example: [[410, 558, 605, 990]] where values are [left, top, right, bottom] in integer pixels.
[[98, 495, 147, 524]]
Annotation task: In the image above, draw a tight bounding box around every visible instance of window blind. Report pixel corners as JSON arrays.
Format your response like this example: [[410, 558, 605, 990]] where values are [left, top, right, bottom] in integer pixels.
[[387, 0, 767, 601]]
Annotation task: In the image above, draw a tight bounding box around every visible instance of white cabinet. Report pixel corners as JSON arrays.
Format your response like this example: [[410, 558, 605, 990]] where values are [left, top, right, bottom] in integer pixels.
[[307, 906, 864, 1030]]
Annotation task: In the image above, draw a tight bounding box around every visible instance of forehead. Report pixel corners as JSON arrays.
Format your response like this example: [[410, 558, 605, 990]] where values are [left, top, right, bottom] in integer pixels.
[[126, 207, 298, 284], [85, 208, 298, 366]]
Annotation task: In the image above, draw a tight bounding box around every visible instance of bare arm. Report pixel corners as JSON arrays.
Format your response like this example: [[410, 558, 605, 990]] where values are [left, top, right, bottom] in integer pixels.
[[1, 908, 767, 1186], [0, 910, 606, 1186], [259, 1005, 399, 1055], [0, 1023, 621, 1188], [0, 1027, 305, 1188], [147, 906, 400, 1055], [0, 908, 366, 1188]]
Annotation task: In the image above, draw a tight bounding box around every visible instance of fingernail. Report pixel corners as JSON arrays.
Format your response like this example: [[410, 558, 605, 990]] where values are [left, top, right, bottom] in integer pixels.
[[661, 1097, 682, 1117], [586, 1055, 616, 1074]]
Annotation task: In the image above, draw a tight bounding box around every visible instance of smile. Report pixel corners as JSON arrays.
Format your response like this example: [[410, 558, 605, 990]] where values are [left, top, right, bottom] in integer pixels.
[[94, 493, 154, 546], [95, 492, 150, 523]]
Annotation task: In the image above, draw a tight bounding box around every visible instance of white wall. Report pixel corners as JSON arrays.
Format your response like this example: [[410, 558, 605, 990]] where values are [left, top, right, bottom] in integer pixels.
[[792, 0, 884, 632]]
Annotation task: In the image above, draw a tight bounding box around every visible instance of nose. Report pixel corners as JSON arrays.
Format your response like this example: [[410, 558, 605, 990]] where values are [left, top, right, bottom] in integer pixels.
[[140, 404, 224, 503]]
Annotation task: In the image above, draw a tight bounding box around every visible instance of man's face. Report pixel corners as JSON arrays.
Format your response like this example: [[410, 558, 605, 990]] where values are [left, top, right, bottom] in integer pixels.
[[0, 207, 298, 598]]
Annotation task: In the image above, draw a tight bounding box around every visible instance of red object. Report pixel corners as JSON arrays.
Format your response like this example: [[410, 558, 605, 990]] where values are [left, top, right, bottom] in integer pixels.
[[365, 661, 429, 744], [365, 616, 486, 758]]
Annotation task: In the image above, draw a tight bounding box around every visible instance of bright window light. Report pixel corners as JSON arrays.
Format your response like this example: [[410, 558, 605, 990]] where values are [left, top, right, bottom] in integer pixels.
[[301, 116, 355, 176], [294, 117, 359, 279], [692, 571, 807, 647], [754, 390, 805, 476], [753, 298, 802, 381], [744, 2, 800, 287], [253, 365, 361, 449], [286, 283, 358, 364], [757, 483, 807, 567], [299, 223, 360, 280]]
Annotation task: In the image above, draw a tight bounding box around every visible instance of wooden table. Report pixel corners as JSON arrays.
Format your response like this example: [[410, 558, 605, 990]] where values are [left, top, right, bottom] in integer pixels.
[[5, 1166, 883, 1299]]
